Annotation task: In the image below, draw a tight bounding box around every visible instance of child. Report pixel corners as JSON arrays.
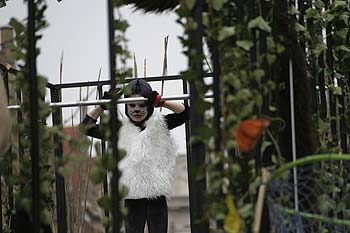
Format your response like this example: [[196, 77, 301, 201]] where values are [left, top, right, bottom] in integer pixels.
[[82, 79, 189, 233]]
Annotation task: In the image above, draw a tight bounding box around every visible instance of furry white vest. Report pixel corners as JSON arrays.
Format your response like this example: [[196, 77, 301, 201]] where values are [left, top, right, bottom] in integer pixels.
[[118, 111, 177, 199]]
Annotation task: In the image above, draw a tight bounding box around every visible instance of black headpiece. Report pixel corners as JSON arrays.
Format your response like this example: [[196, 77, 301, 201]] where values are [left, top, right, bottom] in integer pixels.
[[125, 79, 154, 126]]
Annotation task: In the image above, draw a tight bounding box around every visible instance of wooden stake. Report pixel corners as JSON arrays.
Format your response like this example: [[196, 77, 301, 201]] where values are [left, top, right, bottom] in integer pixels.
[[252, 168, 270, 233], [134, 53, 138, 78], [60, 51, 64, 84], [160, 35, 169, 112]]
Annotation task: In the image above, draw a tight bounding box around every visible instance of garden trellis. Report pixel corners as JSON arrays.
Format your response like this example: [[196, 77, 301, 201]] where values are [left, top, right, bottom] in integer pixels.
[[1, 0, 350, 233]]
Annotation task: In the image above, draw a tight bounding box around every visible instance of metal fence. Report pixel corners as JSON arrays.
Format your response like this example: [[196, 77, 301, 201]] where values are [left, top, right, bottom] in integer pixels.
[[1, 61, 214, 233]]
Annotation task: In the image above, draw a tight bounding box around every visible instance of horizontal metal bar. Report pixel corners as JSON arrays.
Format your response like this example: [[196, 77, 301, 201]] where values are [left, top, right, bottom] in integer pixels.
[[7, 93, 213, 109], [53, 73, 213, 89], [1, 64, 213, 90], [0, 64, 55, 89]]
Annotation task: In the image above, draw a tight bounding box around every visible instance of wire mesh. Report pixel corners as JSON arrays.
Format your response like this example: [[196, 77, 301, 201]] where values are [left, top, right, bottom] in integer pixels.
[[267, 155, 350, 233]]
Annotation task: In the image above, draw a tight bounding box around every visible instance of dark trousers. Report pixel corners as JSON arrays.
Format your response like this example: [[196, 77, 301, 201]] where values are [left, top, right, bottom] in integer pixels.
[[125, 196, 168, 233]]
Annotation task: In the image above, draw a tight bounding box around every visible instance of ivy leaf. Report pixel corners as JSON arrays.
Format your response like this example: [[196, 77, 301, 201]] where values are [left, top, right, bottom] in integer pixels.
[[290, 5, 299, 15], [224, 195, 241, 233], [252, 69, 265, 81], [213, 0, 227, 11], [334, 1, 346, 8], [236, 40, 253, 51], [294, 22, 306, 32], [305, 8, 320, 20], [314, 0, 324, 9], [267, 54, 276, 65], [335, 45, 350, 54], [90, 167, 107, 184], [335, 29, 348, 40], [324, 13, 335, 23], [218, 26, 236, 41], [9, 18, 26, 34], [114, 19, 129, 32], [97, 196, 113, 211], [0, 0, 7, 8], [248, 16, 271, 33], [58, 166, 74, 178], [183, 0, 196, 10]]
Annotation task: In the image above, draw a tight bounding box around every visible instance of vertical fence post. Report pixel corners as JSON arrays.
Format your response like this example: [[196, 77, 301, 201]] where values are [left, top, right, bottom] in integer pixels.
[[97, 85, 110, 233], [182, 79, 195, 231], [50, 86, 68, 233], [107, 0, 121, 232], [188, 0, 209, 233], [0, 68, 8, 233], [27, 0, 40, 231], [324, 0, 337, 140]]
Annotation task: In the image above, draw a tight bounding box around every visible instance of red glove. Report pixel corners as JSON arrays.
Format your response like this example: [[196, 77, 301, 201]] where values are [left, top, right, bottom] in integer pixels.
[[147, 91, 164, 107]]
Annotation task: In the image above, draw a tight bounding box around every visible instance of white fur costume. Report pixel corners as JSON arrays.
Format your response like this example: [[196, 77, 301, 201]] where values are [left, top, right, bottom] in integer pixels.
[[118, 111, 177, 199]]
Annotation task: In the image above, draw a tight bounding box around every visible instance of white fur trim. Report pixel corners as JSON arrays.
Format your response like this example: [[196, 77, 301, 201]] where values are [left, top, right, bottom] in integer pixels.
[[118, 111, 177, 199]]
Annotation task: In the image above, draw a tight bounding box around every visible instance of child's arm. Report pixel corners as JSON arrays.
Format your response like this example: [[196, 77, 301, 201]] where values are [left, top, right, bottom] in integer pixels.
[[87, 105, 104, 120], [161, 101, 185, 113], [80, 106, 105, 139]]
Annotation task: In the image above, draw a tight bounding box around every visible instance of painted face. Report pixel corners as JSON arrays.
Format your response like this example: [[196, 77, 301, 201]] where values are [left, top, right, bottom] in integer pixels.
[[126, 94, 148, 122]]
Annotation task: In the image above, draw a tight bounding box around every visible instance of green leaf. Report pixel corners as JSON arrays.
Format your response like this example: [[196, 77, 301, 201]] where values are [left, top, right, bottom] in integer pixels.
[[202, 12, 209, 27], [0, 0, 7, 8], [290, 5, 299, 15], [252, 69, 265, 81], [332, 86, 342, 95], [213, 0, 227, 11], [58, 166, 73, 178], [305, 8, 320, 19], [267, 54, 276, 65], [335, 45, 350, 53], [90, 167, 107, 184], [114, 19, 129, 32], [183, 0, 196, 10], [294, 22, 306, 32], [236, 40, 253, 51], [324, 13, 335, 23], [335, 29, 348, 40], [97, 196, 113, 211], [334, 1, 346, 8], [339, 14, 349, 25], [314, 0, 324, 9], [218, 26, 236, 41], [248, 16, 271, 33]]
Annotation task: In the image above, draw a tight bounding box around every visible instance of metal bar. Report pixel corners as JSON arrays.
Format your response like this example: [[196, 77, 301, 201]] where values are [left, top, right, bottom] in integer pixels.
[[53, 73, 213, 89], [189, 0, 209, 232], [7, 93, 214, 109], [97, 85, 109, 232], [0, 179, 2, 233], [318, 53, 327, 119], [2, 70, 9, 99], [13, 89, 23, 232], [28, 0, 40, 231], [325, 16, 337, 139], [339, 80, 348, 153], [107, 0, 120, 232], [0, 64, 55, 89], [182, 79, 194, 232], [50, 87, 68, 233]]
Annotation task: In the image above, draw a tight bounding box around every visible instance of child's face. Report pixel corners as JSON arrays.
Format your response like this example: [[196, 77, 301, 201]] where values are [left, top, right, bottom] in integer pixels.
[[127, 94, 148, 122]]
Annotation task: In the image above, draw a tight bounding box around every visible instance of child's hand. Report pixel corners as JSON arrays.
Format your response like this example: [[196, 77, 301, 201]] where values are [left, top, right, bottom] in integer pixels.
[[100, 88, 122, 110], [146, 91, 163, 107]]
